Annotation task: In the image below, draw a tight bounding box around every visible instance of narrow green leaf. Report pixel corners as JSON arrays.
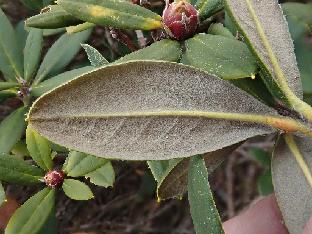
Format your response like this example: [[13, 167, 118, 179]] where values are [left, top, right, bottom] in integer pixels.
[[63, 151, 109, 177], [43, 28, 66, 37], [115, 39, 182, 63], [81, 44, 108, 67], [272, 135, 312, 234], [258, 170, 273, 196], [0, 183, 5, 206], [182, 34, 257, 79], [195, 0, 224, 20], [24, 28, 43, 82], [15, 21, 29, 51], [28, 61, 277, 161], [0, 82, 18, 91], [26, 126, 53, 171], [85, 162, 115, 187], [208, 23, 235, 38], [38, 206, 57, 234], [0, 153, 44, 185], [5, 188, 55, 234], [62, 179, 94, 200], [188, 155, 224, 234], [0, 8, 23, 81], [31, 66, 94, 97], [56, 0, 163, 30], [34, 29, 91, 84], [0, 107, 27, 153], [25, 5, 82, 29], [11, 140, 30, 158], [157, 144, 239, 200], [0, 90, 17, 103], [225, 0, 303, 103], [66, 22, 95, 34]]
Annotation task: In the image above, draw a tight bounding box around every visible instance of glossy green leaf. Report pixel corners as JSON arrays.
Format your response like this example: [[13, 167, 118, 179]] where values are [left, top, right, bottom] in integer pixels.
[[188, 155, 224, 234], [115, 39, 182, 63], [0, 8, 23, 81], [31, 66, 94, 97], [182, 34, 257, 79], [0, 107, 27, 153], [28, 61, 276, 161], [63, 151, 109, 177], [208, 23, 234, 38], [157, 144, 239, 200], [0, 153, 44, 184], [62, 179, 94, 200], [81, 44, 108, 67], [26, 126, 53, 171], [272, 135, 312, 234], [24, 28, 43, 82], [0, 183, 5, 206], [0, 82, 18, 91], [195, 0, 224, 20], [225, 0, 303, 102], [26, 5, 82, 29], [34, 29, 91, 84], [5, 188, 55, 234], [56, 0, 163, 30]]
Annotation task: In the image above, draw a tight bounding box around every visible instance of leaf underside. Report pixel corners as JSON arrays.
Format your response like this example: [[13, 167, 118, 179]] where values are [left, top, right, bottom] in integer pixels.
[[272, 135, 312, 233], [28, 61, 276, 160], [225, 0, 303, 101]]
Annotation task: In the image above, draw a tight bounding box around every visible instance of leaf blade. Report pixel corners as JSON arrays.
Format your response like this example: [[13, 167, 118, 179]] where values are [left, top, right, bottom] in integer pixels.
[[62, 179, 94, 200], [81, 44, 108, 67], [28, 61, 276, 161], [188, 155, 224, 234], [56, 0, 163, 30], [5, 188, 55, 234]]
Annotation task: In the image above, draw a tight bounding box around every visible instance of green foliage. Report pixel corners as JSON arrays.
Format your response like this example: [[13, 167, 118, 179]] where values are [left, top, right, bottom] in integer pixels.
[[81, 44, 108, 67], [195, 0, 223, 20], [188, 155, 224, 234], [0, 153, 44, 185], [5, 188, 55, 234], [62, 179, 94, 200], [0, 107, 28, 154]]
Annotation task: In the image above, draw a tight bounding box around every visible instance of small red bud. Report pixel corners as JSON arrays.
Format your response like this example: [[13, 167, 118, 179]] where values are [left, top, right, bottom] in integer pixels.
[[162, 0, 199, 40], [44, 170, 65, 188]]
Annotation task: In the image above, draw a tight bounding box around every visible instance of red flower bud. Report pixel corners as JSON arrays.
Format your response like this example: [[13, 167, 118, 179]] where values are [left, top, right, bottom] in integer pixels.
[[162, 0, 199, 40], [44, 170, 65, 188]]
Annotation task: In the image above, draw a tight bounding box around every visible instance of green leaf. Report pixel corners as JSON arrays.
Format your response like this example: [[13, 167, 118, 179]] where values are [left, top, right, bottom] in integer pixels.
[[11, 140, 30, 158], [5, 188, 55, 234], [147, 160, 178, 183], [282, 3, 312, 35], [62, 179, 94, 200], [56, 0, 163, 30], [157, 144, 239, 200], [63, 151, 109, 177], [225, 0, 303, 103], [21, 0, 43, 11], [272, 135, 312, 234], [24, 28, 43, 82], [0, 182, 5, 206], [182, 34, 257, 79], [43, 28, 66, 37], [0, 8, 23, 81], [0, 153, 44, 184], [33, 29, 91, 84], [81, 44, 108, 67], [66, 22, 95, 34], [26, 126, 53, 171], [294, 38, 312, 97], [0, 82, 18, 91], [188, 155, 224, 234], [0, 90, 17, 103], [38, 206, 57, 234], [115, 39, 182, 63], [15, 21, 29, 53], [31, 66, 94, 97], [25, 5, 82, 29], [208, 23, 235, 38], [85, 162, 115, 187], [258, 169, 273, 196], [28, 61, 277, 160], [0, 107, 27, 153], [195, 0, 224, 20]]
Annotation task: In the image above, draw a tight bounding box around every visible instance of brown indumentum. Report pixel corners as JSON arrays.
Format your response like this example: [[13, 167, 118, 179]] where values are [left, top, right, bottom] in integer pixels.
[[162, 0, 199, 40], [44, 170, 65, 188]]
